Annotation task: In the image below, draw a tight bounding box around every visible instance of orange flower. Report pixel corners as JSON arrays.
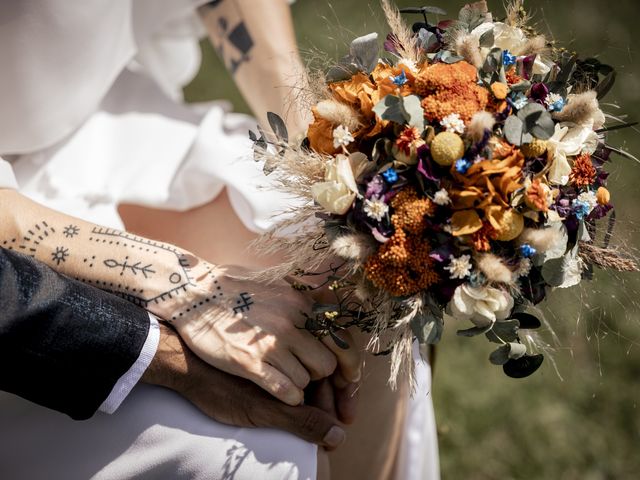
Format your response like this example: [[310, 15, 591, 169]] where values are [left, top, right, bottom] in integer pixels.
[[569, 153, 597, 187], [525, 178, 549, 212], [472, 222, 498, 252], [364, 188, 439, 297], [415, 61, 489, 123], [447, 143, 525, 247], [307, 107, 341, 155], [505, 66, 524, 85]]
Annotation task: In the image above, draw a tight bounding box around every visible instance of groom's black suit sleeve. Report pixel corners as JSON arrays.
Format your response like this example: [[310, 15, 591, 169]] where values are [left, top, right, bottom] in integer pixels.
[[0, 247, 151, 420]]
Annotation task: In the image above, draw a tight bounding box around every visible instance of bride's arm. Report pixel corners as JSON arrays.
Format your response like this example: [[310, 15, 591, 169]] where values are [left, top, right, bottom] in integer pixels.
[[198, 0, 311, 136], [0, 189, 361, 404]]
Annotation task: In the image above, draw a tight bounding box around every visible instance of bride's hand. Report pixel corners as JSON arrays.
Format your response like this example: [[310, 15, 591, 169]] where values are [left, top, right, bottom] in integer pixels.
[[168, 264, 361, 406]]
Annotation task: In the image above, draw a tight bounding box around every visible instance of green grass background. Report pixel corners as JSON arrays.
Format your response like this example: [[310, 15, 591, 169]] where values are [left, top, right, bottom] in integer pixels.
[[186, 1, 640, 478]]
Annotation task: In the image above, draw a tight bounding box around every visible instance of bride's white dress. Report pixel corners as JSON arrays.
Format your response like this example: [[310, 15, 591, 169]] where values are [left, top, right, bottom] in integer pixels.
[[0, 1, 439, 479]]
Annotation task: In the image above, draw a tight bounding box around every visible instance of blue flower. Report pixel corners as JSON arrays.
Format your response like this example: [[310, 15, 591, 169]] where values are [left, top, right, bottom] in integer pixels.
[[512, 92, 529, 110], [382, 168, 399, 183], [390, 70, 408, 87], [520, 243, 537, 258], [549, 98, 566, 112], [455, 158, 472, 174], [503, 50, 517, 66], [573, 200, 591, 220]]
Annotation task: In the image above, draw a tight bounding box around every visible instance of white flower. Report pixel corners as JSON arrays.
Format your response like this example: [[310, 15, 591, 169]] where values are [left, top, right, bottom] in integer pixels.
[[433, 188, 451, 206], [311, 153, 368, 215], [469, 22, 553, 75], [440, 113, 466, 134], [332, 125, 354, 149], [363, 198, 389, 221], [444, 254, 473, 280], [449, 284, 514, 327], [547, 122, 599, 185], [577, 191, 598, 213]]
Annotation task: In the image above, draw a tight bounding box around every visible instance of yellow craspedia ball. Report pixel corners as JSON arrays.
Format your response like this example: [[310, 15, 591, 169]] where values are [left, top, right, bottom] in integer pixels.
[[494, 209, 525, 241], [596, 186, 611, 205], [520, 139, 548, 158], [430, 132, 465, 166]]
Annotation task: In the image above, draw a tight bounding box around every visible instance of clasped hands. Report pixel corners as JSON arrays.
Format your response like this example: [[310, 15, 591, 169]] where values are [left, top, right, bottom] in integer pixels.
[[149, 263, 363, 449]]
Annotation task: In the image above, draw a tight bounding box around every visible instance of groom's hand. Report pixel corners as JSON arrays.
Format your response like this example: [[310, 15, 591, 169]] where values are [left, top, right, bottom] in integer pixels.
[[142, 322, 347, 449]]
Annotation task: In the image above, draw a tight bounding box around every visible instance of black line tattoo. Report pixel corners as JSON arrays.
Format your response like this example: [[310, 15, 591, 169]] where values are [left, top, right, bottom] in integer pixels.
[[51, 246, 69, 265], [63, 224, 80, 238], [210, 3, 254, 76], [233, 292, 254, 314], [103, 256, 156, 278]]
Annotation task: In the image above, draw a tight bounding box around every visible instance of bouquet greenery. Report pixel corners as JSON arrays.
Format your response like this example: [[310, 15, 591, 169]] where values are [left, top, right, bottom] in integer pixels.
[[251, 0, 638, 385]]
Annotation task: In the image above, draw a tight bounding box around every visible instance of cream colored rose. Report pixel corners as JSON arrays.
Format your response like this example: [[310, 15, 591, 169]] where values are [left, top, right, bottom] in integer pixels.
[[547, 122, 598, 185], [449, 284, 514, 327], [311, 153, 369, 215], [470, 22, 553, 75]]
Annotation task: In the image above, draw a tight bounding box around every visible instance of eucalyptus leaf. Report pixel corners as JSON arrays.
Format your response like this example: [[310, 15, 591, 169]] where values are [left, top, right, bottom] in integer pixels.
[[373, 95, 406, 124], [262, 156, 278, 175], [490, 342, 527, 365], [519, 103, 555, 140], [326, 62, 360, 83], [489, 344, 511, 365], [509, 312, 542, 329], [503, 354, 544, 378], [479, 28, 495, 48], [267, 112, 288, 143], [418, 29, 439, 52], [350, 32, 380, 73], [401, 95, 426, 129], [485, 319, 520, 344], [504, 115, 531, 146], [483, 47, 503, 73], [457, 325, 492, 337], [411, 311, 444, 345], [437, 50, 464, 64], [596, 70, 617, 100]]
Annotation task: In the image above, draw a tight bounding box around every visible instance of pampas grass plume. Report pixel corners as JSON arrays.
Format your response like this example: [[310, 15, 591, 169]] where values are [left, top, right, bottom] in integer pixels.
[[519, 227, 564, 252], [519, 35, 548, 56], [315, 100, 361, 131], [330, 233, 375, 263], [467, 111, 496, 142], [476, 253, 514, 284], [552, 91, 606, 128], [454, 33, 483, 68]]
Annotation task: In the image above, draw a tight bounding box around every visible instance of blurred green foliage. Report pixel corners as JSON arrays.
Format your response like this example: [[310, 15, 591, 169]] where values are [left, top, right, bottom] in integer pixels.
[[185, 1, 640, 478]]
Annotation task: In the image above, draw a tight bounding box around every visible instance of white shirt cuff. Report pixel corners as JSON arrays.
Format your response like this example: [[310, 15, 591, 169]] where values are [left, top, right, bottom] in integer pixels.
[[99, 313, 160, 414]]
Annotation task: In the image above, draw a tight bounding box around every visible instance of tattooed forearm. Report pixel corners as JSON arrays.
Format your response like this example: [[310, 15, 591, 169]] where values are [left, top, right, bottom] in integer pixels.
[[203, 0, 254, 76], [0, 190, 235, 321]]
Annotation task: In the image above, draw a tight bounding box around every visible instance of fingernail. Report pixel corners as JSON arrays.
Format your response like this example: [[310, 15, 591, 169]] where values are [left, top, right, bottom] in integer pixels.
[[323, 426, 346, 448], [350, 369, 362, 383]]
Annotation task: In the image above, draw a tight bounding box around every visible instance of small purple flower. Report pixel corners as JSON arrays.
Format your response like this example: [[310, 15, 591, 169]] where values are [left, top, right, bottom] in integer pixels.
[[520, 244, 537, 258], [390, 70, 408, 86], [455, 158, 472, 174], [530, 83, 550, 103], [382, 168, 399, 183], [365, 175, 385, 199], [503, 50, 517, 66]]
